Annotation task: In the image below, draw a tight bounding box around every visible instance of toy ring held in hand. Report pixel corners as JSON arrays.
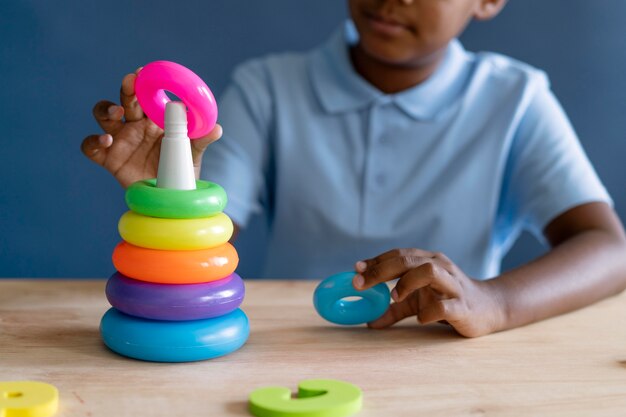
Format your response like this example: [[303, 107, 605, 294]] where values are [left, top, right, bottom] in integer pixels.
[[118, 211, 233, 250], [313, 271, 391, 325], [112, 241, 239, 284], [125, 179, 227, 219], [100, 307, 249, 362], [134, 60, 218, 139], [106, 272, 245, 321]]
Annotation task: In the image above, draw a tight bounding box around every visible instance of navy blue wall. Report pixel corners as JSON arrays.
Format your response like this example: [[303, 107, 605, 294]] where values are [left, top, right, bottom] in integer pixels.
[[1, 1, 624, 278]]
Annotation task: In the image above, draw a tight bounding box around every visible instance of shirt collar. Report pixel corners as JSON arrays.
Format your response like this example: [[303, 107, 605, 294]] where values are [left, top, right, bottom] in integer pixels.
[[309, 21, 472, 120]]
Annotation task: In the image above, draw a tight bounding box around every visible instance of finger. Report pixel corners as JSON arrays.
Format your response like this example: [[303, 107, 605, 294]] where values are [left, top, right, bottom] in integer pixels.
[[356, 249, 403, 272], [355, 248, 435, 272], [393, 262, 459, 301], [355, 254, 436, 290], [81, 134, 112, 165], [431, 251, 456, 273], [205, 123, 223, 141], [191, 123, 223, 165], [120, 73, 144, 122], [367, 296, 419, 329], [418, 298, 461, 325], [93, 100, 124, 134]]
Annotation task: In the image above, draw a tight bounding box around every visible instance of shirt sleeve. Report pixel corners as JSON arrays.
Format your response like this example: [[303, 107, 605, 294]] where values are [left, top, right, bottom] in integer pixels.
[[200, 60, 273, 229], [502, 73, 612, 242]]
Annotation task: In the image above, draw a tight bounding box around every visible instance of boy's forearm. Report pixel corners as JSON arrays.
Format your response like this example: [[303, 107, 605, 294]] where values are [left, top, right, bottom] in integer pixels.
[[488, 228, 626, 332]]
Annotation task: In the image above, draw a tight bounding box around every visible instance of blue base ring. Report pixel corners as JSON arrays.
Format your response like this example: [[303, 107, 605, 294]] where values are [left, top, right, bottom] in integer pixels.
[[100, 308, 249, 362], [313, 271, 391, 325]]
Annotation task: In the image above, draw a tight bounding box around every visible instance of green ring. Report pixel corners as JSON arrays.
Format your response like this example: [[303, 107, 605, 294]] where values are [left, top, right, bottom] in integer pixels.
[[125, 179, 227, 219]]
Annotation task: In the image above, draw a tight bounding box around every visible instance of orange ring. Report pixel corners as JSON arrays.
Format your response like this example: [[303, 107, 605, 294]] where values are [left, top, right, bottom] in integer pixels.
[[112, 241, 239, 284]]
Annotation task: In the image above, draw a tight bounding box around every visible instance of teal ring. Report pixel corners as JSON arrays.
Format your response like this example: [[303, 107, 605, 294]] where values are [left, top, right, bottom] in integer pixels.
[[314, 271, 391, 325]]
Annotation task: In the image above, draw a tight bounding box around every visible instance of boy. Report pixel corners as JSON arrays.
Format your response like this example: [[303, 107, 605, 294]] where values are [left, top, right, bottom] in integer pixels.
[[82, 0, 626, 337]]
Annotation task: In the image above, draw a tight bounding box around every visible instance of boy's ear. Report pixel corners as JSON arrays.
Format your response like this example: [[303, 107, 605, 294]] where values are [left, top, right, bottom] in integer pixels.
[[473, 0, 507, 21]]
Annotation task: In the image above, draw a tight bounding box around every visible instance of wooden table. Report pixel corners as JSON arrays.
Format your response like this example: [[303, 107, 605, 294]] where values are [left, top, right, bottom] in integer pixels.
[[1, 280, 625, 416]]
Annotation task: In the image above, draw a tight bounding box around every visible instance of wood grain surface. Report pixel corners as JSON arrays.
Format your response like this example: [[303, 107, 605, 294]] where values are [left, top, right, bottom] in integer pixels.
[[1, 280, 625, 416]]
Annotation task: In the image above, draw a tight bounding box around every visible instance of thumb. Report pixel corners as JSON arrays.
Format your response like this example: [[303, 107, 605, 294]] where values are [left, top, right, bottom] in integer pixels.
[[367, 296, 419, 329], [191, 123, 223, 165]]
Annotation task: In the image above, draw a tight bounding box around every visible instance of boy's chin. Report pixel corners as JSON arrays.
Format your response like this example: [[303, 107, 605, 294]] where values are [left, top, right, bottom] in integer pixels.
[[358, 40, 428, 68]]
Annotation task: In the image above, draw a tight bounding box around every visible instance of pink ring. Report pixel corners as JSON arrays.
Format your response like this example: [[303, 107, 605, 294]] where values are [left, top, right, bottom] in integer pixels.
[[134, 61, 218, 139]]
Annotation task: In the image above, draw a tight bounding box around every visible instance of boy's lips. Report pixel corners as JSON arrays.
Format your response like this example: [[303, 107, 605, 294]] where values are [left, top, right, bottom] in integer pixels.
[[363, 11, 414, 36]]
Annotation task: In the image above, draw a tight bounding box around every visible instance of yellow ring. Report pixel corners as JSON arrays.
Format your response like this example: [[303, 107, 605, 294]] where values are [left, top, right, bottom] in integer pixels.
[[118, 211, 233, 250]]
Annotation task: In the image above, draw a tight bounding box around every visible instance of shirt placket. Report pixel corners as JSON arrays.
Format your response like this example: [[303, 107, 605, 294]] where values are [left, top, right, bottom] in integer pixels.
[[360, 97, 391, 235]]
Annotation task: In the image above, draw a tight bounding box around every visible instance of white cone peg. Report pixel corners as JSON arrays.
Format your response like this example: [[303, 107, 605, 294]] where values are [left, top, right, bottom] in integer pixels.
[[156, 101, 197, 190]]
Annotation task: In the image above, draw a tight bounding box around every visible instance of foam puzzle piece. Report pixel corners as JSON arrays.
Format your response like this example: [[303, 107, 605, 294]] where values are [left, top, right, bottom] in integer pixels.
[[0, 381, 58, 417], [249, 379, 362, 417]]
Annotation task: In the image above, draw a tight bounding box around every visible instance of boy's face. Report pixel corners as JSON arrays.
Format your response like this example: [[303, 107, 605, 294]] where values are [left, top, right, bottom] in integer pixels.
[[349, 0, 505, 66]]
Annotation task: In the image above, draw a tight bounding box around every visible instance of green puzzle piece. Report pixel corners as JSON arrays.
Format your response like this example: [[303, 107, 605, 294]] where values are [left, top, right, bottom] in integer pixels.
[[0, 381, 58, 417], [249, 379, 362, 417]]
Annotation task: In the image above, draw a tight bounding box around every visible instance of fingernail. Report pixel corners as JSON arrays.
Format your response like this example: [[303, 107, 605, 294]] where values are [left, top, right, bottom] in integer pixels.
[[391, 288, 399, 302], [355, 261, 367, 272], [98, 134, 111, 145], [353, 274, 364, 289], [108, 106, 118, 116]]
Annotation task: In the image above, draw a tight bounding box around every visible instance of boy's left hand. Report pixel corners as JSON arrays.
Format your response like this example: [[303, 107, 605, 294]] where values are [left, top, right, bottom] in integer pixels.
[[353, 249, 505, 337]]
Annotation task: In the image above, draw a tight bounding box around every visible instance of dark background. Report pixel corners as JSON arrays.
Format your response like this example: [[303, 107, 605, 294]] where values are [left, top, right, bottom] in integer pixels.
[[1, 1, 624, 278]]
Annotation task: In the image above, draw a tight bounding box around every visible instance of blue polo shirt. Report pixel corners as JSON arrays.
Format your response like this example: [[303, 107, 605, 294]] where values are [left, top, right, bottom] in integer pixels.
[[202, 22, 611, 279]]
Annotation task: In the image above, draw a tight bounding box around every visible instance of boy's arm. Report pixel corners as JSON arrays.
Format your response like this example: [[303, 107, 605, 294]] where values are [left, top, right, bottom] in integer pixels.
[[354, 71, 626, 337], [353, 202, 626, 337], [488, 201, 626, 331], [200, 59, 274, 235]]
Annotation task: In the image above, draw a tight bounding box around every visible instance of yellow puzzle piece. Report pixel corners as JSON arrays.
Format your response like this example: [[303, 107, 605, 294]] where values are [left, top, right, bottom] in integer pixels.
[[0, 382, 58, 417]]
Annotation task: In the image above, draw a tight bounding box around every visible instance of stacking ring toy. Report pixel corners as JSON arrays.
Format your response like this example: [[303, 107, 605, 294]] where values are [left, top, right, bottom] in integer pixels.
[[125, 179, 227, 219], [112, 241, 239, 284], [118, 211, 233, 250], [134, 60, 218, 139], [106, 272, 245, 321], [100, 307, 249, 362], [313, 271, 391, 325]]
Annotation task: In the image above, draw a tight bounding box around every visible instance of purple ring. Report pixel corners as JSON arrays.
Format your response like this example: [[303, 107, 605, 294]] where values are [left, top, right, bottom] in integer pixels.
[[106, 272, 245, 321]]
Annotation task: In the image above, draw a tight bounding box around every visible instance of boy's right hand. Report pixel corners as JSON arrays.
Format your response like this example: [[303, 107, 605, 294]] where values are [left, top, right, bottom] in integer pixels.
[[81, 69, 222, 188]]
